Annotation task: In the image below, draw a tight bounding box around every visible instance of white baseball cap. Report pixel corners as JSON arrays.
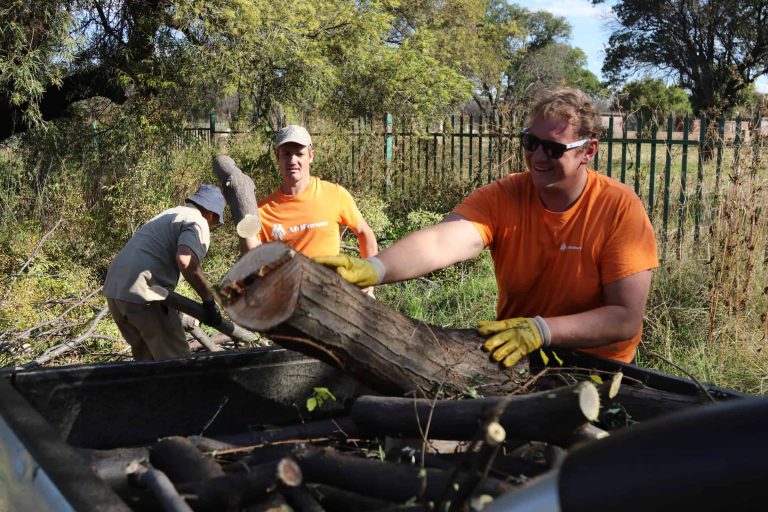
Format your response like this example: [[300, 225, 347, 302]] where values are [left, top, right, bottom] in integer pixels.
[[187, 184, 226, 224], [275, 125, 312, 148]]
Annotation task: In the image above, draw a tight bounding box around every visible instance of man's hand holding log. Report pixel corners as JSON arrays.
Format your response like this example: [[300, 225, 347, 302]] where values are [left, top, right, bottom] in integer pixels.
[[313, 254, 385, 288]]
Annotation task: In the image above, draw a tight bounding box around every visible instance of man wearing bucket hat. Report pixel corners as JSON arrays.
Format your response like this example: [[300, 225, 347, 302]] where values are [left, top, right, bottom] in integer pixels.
[[104, 184, 226, 360], [256, 124, 378, 264]]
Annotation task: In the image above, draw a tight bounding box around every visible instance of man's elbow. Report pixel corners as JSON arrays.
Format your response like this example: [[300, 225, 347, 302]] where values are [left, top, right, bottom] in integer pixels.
[[613, 310, 646, 341]]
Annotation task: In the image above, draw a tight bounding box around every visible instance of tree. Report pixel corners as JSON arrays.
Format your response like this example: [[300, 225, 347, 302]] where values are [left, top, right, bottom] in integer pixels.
[[0, 0, 473, 141], [488, 6, 607, 112], [616, 78, 692, 129], [595, 0, 768, 117], [384, 1, 606, 115]]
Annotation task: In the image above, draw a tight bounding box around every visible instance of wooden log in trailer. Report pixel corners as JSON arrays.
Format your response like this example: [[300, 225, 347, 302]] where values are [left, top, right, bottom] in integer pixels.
[[220, 242, 525, 397]]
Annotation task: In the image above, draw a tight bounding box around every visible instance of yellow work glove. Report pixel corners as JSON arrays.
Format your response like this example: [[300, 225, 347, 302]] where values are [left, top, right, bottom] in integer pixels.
[[314, 254, 384, 288], [479, 316, 551, 367]]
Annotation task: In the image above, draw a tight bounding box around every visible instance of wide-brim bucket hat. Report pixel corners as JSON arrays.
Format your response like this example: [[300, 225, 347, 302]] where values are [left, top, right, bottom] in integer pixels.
[[187, 184, 226, 224]]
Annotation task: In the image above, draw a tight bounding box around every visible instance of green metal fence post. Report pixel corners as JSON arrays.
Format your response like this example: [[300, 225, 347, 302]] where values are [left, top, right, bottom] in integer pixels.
[[441, 118, 446, 182], [694, 115, 706, 243], [678, 115, 690, 258], [209, 111, 217, 143], [450, 115, 456, 181], [715, 116, 725, 198], [478, 114, 484, 185], [662, 114, 674, 259], [488, 111, 494, 184], [469, 115, 475, 187], [433, 124, 438, 181], [606, 116, 614, 177], [459, 115, 465, 186], [385, 113, 393, 195], [649, 124, 658, 218], [620, 116, 628, 183], [634, 112, 643, 195]]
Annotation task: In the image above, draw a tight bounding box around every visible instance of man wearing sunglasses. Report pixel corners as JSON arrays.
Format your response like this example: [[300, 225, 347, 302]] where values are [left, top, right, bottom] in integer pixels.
[[317, 88, 658, 366]]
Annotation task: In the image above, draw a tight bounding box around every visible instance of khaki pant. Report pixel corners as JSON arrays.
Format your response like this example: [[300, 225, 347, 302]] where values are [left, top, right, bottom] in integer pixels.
[[107, 298, 190, 361]]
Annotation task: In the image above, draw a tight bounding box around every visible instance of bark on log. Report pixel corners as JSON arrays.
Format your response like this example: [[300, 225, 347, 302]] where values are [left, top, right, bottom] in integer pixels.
[[179, 458, 302, 510], [293, 446, 511, 503], [181, 314, 224, 352], [609, 383, 718, 421], [281, 484, 326, 512], [220, 242, 524, 396], [422, 453, 548, 478], [213, 155, 259, 224], [150, 436, 226, 485], [166, 290, 261, 346], [127, 462, 194, 512], [351, 383, 599, 447]]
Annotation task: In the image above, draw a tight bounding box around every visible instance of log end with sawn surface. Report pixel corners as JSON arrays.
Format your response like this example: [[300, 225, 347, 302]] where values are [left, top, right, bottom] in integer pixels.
[[219, 242, 525, 397]]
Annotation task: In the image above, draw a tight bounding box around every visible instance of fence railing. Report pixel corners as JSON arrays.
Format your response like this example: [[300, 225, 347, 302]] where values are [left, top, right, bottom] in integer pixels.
[[181, 112, 767, 260]]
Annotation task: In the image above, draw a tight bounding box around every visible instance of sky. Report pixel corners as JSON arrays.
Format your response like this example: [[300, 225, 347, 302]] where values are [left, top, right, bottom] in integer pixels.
[[511, 0, 768, 92]]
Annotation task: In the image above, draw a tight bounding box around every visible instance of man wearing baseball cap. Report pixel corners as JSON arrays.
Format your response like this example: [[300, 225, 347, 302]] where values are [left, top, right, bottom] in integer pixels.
[[257, 124, 378, 267], [103, 184, 226, 360]]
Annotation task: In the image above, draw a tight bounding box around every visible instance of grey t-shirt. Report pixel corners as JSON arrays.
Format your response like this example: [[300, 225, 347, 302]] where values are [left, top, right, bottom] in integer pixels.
[[103, 205, 210, 303]]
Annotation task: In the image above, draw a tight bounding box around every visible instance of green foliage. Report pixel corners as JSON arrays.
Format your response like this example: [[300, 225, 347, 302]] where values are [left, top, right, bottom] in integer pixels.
[[0, 0, 73, 129], [306, 387, 336, 412], [616, 79, 692, 129], [378, 251, 497, 329], [505, 10, 608, 110], [354, 195, 391, 239], [598, 0, 768, 116]]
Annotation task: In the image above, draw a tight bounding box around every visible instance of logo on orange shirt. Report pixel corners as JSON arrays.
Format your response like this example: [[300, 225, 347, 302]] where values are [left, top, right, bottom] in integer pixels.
[[559, 243, 582, 251], [272, 224, 286, 240]]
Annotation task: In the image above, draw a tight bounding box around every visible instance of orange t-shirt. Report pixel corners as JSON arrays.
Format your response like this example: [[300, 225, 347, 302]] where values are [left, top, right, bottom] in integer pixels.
[[453, 170, 659, 363], [258, 177, 364, 258]]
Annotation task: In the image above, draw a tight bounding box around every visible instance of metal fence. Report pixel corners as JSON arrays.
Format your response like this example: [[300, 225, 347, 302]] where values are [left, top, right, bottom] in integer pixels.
[[182, 111, 767, 260]]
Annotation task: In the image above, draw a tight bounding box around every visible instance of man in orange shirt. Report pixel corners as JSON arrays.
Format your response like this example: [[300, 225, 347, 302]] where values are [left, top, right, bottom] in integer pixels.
[[318, 88, 658, 365], [258, 125, 378, 262]]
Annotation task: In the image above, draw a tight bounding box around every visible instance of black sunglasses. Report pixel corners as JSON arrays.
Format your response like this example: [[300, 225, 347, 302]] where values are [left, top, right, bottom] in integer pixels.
[[519, 130, 590, 159]]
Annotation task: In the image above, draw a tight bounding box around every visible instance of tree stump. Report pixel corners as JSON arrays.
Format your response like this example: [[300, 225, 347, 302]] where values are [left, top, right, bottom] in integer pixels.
[[219, 242, 525, 396]]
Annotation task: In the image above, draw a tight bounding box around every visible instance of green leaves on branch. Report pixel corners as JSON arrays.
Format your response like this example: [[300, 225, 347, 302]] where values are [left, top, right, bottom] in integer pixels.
[[306, 387, 336, 412]]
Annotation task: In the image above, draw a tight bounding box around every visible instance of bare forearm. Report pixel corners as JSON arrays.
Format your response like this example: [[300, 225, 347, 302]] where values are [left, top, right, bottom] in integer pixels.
[[181, 265, 214, 302], [177, 246, 213, 302], [546, 306, 643, 349], [376, 219, 484, 283], [357, 227, 378, 259]]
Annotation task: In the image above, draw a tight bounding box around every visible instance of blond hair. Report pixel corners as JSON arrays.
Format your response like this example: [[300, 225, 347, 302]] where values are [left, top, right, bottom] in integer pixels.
[[527, 87, 603, 139]]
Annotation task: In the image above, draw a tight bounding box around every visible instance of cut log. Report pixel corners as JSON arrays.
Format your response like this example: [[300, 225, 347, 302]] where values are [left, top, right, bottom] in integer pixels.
[[220, 242, 525, 396], [166, 290, 262, 346], [350, 382, 599, 446], [608, 383, 719, 421], [213, 155, 261, 255], [181, 314, 224, 352], [150, 436, 226, 485], [127, 462, 194, 512], [179, 457, 302, 510], [293, 446, 511, 503]]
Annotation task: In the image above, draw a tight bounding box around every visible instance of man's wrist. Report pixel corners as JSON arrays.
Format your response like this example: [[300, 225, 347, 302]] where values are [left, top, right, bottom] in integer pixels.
[[531, 316, 551, 346], [364, 256, 386, 285]]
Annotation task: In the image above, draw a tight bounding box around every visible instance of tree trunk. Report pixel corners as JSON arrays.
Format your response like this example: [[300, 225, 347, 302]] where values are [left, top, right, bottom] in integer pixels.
[[219, 242, 525, 397]]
